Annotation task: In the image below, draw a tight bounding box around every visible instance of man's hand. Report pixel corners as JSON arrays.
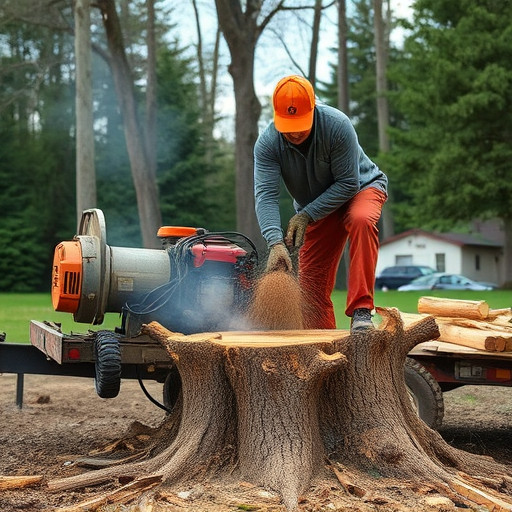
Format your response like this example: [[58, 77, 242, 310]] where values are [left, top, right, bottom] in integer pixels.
[[266, 242, 293, 273], [285, 212, 312, 248]]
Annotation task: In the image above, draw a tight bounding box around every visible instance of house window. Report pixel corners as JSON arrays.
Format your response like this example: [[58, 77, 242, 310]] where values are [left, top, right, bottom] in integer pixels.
[[435, 253, 445, 272], [475, 254, 480, 271]]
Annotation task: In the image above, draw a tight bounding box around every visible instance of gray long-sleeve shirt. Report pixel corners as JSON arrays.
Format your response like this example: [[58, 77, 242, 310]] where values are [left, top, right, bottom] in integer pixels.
[[254, 103, 388, 246]]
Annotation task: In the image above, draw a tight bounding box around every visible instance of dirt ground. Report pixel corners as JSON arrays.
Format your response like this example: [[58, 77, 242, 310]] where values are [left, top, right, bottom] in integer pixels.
[[1, 373, 512, 512]]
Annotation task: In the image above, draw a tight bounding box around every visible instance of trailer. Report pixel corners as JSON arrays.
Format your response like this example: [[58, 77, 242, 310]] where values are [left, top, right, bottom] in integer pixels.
[[0, 317, 509, 431], [0, 325, 176, 411], [2, 209, 511, 428]]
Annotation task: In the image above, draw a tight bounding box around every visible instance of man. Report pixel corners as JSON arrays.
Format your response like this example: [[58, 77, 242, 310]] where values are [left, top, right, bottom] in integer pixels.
[[254, 75, 388, 333]]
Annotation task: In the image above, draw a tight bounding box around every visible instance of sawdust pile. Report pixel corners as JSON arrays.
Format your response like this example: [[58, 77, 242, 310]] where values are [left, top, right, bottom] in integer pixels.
[[246, 270, 304, 330]]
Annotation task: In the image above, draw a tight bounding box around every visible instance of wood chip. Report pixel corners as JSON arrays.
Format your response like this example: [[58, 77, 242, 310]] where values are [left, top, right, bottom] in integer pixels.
[[0, 475, 43, 490], [450, 476, 512, 512]]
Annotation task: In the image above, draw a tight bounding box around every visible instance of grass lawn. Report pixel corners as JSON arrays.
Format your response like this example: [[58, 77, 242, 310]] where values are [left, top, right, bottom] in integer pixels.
[[0, 293, 121, 343], [1, 289, 511, 342]]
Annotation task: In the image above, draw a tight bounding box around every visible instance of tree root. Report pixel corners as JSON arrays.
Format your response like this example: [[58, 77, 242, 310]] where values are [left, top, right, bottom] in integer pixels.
[[3, 308, 511, 512]]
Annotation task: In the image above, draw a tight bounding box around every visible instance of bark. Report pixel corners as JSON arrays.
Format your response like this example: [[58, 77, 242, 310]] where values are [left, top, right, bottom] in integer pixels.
[[42, 309, 512, 511], [97, 0, 162, 249], [75, 0, 97, 227]]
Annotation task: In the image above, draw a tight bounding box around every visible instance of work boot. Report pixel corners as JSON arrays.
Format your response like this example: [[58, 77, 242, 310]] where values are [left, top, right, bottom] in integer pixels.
[[350, 308, 374, 333]]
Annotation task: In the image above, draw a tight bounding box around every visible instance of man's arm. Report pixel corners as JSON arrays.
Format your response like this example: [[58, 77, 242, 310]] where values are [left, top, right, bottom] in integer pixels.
[[254, 133, 284, 246]]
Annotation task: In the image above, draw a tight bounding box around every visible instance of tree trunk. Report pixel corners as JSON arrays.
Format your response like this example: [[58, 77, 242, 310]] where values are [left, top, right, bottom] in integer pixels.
[[144, 0, 157, 179], [98, 0, 162, 249], [230, 59, 263, 248], [43, 309, 512, 511], [373, 0, 395, 240], [192, 0, 220, 166], [335, 0, 350, 291], [75, 0, 97, 227], [214, 0, 265, 249], [503, 215, 512, 287], [337, 0, 349, 116], [308, 0, 323, 87], [373, 0, 390, 154]]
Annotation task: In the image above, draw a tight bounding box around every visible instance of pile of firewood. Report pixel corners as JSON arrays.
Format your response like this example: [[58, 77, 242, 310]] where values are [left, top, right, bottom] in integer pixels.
[[399, 296, 512, 352]]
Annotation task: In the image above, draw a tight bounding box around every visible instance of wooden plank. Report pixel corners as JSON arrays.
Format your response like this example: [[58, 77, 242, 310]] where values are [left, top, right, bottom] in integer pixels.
[[30, 320, 65, 364], [412, 340, 512, 359], [418, 297, 489, 320]]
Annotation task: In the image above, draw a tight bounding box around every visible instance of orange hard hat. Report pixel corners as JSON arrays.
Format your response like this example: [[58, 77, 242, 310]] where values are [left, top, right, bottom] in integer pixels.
[[273, 75, 315, 133]]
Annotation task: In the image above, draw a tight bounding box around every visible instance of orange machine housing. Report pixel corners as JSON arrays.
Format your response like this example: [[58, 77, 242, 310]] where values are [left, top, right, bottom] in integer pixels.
[[51, 241, 82, 314]]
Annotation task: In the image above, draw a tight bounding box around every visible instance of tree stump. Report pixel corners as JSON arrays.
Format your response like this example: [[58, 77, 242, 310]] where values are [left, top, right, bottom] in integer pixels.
[[42, 308, 512, 510]]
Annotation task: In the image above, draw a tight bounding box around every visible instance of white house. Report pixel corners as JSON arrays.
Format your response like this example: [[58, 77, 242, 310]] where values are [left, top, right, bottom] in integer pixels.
[[377, 228, 503, 286]]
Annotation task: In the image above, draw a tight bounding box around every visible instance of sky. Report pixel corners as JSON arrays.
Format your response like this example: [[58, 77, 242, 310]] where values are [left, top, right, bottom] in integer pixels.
[[171, 0, 414, 138]]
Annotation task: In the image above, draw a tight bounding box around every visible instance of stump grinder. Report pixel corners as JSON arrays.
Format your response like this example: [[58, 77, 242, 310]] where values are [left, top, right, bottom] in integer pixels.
[[32, 208, 258, 404]]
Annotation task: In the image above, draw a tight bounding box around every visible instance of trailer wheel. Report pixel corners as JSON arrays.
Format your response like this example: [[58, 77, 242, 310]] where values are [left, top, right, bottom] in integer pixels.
[[162, 365, 181, 412], [404, 357, 444, 429], [94, 331, 122, 399]]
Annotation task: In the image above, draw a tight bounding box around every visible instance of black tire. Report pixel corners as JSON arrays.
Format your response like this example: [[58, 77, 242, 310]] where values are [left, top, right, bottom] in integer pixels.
[[162, 366, 182, 412], [94, 331, 122, 399], [404, 357, 444, 429]]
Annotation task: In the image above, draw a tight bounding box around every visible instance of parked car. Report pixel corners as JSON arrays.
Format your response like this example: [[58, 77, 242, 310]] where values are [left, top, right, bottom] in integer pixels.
[[375, 265, 436, 290], [397, 273, 497, 291]]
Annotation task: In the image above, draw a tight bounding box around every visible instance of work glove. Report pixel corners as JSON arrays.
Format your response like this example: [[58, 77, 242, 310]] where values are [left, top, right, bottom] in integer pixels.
[[285, 212, 312, 248], [266, 242, 293, 273]]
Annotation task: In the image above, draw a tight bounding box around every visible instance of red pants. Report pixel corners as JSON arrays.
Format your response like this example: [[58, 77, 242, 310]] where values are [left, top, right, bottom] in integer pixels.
[[299, 187, 386, 329]]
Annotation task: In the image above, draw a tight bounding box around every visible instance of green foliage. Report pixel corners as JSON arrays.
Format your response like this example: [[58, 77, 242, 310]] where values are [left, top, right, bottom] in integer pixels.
[[157, 46, 236, 231], [320, 0, 405, 158], [319, 0, 378, 154], [93, 53, 141, 247], [0, 9, 237, 290], [0, 43, 76, 292], [387, 0, 512, 232]]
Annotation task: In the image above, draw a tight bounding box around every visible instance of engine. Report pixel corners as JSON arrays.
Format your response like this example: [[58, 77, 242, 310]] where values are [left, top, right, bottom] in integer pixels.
[[51, 209, 258, 336]]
